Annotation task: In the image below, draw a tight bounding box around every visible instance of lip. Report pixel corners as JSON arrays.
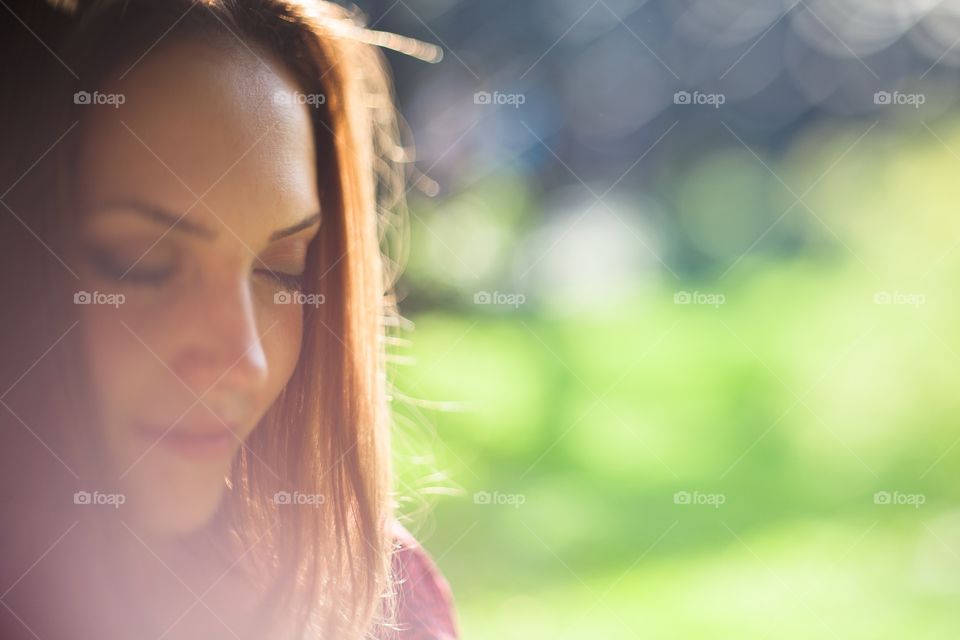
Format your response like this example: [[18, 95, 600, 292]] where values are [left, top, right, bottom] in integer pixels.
[[137, 421, 238, 460]]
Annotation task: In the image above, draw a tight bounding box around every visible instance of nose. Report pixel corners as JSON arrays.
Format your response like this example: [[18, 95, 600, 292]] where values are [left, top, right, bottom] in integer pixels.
[[170, 273, 269, 398]]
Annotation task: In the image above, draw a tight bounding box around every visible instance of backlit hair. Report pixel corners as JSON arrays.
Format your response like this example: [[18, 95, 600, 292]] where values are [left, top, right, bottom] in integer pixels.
[[0, 1, 420, 637]]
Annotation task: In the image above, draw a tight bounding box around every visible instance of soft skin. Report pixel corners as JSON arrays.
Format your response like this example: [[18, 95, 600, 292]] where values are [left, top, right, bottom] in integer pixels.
[[73, 36, 321, 537]]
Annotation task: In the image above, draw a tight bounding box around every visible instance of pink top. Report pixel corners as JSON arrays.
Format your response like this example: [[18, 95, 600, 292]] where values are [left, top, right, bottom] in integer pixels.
[[386, 522, 461, 640]]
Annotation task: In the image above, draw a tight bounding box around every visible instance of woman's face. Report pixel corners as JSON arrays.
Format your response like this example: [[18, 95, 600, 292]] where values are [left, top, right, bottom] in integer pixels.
[[73, 38, 321, 536]]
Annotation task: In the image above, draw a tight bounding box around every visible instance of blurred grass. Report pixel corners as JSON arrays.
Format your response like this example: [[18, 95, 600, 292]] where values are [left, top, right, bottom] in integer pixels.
[[389, 116, 960, 638]]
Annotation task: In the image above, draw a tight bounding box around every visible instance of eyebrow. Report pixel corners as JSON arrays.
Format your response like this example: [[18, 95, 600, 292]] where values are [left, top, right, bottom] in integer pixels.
[[93, 199, 321, 243], [270, 212, 321, 241]]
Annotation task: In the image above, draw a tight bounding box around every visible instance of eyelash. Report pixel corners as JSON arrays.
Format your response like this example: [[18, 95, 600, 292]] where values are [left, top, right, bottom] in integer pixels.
[[85, 248, 305, 292], [85, 248, 172, 287], [254, 268, 305, 292]]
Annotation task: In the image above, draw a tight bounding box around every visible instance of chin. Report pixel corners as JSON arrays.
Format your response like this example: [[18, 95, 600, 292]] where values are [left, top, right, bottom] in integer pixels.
[[116, 447, 236, 538], [125, 480, 228, 538]]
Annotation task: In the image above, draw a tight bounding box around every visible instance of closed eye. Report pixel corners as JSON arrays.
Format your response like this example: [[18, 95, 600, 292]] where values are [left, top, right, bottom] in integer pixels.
[[83, 244, 176, 287], [255, 268, 304, 292]]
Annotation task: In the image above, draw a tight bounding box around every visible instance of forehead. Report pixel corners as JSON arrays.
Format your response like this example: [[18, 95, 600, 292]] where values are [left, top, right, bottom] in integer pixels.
[[75, 36, 320, 237]]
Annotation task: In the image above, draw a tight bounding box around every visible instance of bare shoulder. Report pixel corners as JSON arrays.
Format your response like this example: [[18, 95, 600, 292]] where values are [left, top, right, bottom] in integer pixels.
[[388, 521, 461, 640]]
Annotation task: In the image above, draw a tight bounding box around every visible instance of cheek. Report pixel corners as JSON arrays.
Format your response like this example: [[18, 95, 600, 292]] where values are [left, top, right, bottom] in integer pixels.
[[75, 287, 306, 535], [78, 277, 305, 401], [261, 301, 304, 402], [75, 260, 306, 465], [80, 294, 305, 431], [76, 296, 154, 432]]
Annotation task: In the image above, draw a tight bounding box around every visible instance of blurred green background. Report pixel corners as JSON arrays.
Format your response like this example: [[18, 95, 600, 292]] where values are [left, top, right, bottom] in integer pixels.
[[389, 119, 960, 638], [366, 1, 960, 637]]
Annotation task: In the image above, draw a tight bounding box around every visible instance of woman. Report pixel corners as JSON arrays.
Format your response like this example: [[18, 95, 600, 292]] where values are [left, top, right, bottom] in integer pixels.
[[0, 1, 458, 638]]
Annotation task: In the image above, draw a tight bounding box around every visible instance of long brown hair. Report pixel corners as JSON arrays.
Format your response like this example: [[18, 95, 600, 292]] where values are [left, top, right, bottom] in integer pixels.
[[0, 1, 411, 637]]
